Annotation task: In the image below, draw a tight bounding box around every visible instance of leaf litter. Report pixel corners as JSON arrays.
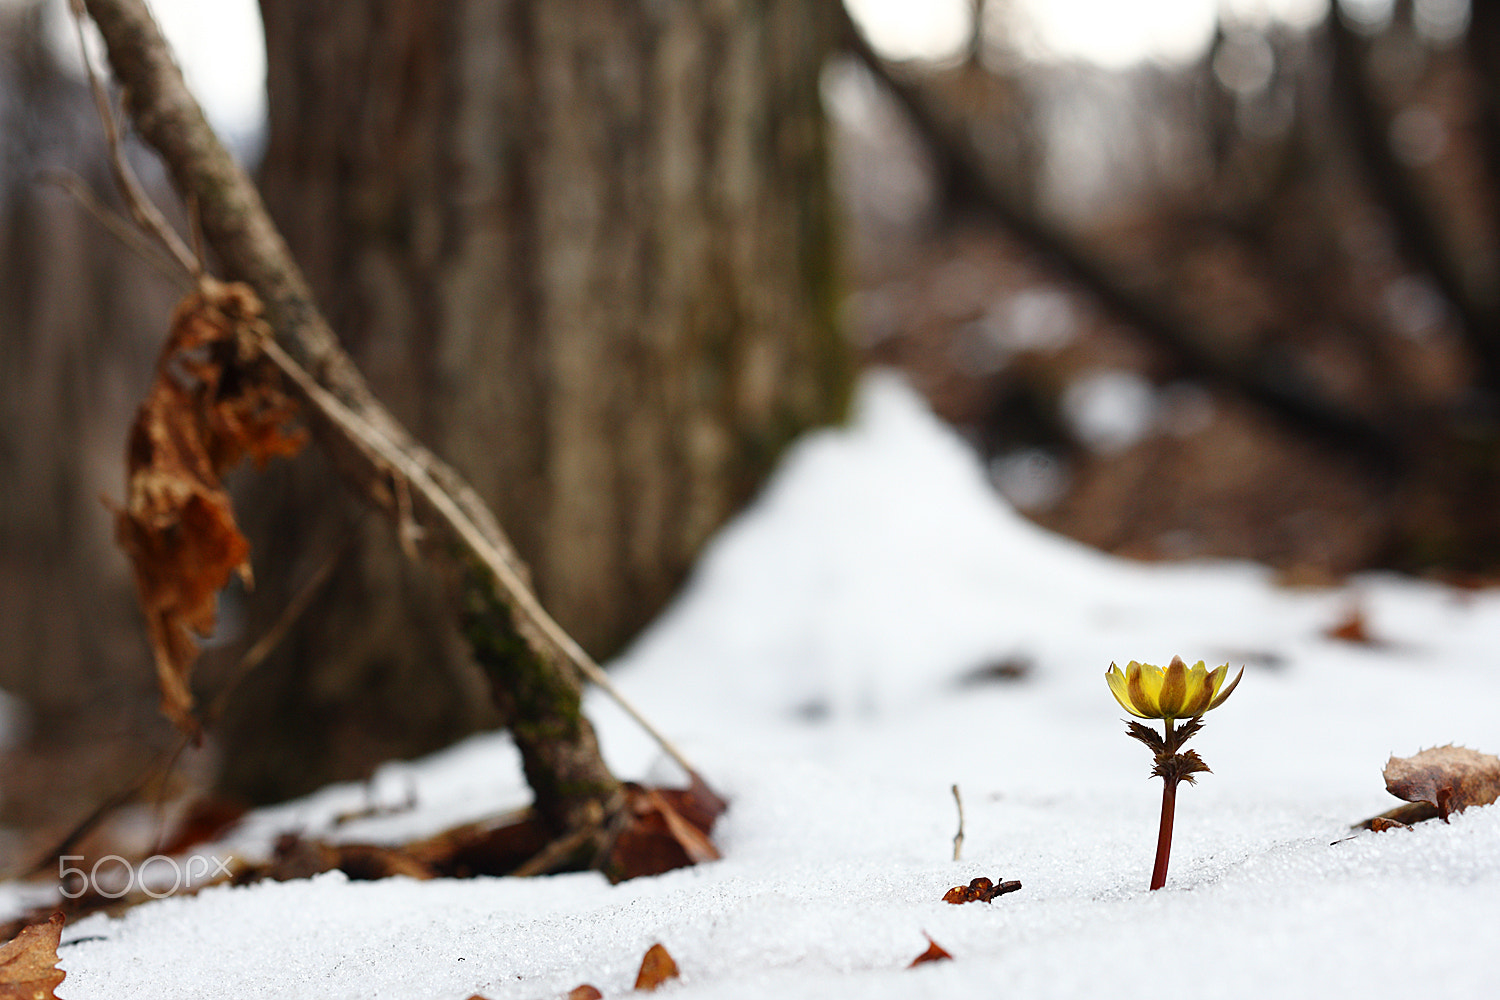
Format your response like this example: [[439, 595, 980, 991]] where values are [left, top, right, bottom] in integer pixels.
[[0, 914, 66, 1000], [110, 278, 303, 737], [1358, 745, 1500, 828]]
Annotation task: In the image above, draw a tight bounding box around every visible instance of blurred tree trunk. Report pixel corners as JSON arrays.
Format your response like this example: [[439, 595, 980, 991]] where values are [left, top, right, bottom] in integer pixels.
[[0, 4, 179, 721], [217, 0, 848, 802]]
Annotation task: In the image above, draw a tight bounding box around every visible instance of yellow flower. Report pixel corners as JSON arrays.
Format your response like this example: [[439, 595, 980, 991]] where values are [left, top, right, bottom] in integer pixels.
[[1106, 656, 1242, 722]]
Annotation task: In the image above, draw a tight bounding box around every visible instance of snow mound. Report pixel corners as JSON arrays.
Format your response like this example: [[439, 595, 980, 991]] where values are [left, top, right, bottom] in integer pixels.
[[41, 371, 1500, 999]]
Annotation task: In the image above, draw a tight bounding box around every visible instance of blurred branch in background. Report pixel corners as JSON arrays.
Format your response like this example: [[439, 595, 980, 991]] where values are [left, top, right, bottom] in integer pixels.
[[1329, 4, 1500, 393], [837, 0, 1400, 468], [837, 0, 1500, 576]]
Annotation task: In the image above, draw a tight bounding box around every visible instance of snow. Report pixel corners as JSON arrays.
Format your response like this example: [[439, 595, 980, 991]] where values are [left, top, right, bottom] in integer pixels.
[[35, 371, 1500, 998]]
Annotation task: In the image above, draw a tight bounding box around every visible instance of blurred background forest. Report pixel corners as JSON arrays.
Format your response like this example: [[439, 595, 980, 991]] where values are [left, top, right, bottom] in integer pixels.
[[2, 0, 1497, 870]]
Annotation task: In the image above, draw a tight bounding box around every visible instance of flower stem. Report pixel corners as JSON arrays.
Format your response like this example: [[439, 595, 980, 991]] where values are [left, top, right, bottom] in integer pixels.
[[1150, 776, 1177, 890]]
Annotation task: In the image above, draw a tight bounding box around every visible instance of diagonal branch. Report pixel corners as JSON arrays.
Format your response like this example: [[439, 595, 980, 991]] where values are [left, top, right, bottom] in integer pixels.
[[77, 0, 703, 844], [1328, 9, 1500, 393], [835, 2, 1401, 469]]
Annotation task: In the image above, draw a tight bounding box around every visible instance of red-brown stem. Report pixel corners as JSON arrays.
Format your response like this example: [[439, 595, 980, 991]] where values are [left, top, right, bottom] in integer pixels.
[[1150, 777, 1177, 890]]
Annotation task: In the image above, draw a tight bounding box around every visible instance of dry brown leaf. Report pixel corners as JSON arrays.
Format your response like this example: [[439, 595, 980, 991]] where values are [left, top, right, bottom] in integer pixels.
[[909, 935, 953, 967], [943, 876, 1022, 904], [113, 278, 303, 736], [567, 986, 604, 1000], [1369, 816, 1411, 832], [1384, 745, 1500, 821], [633, 943, 679, 991], [606, 780, 726, 882], [0, 913, 66, 1000], [403, 812, 552, 877]]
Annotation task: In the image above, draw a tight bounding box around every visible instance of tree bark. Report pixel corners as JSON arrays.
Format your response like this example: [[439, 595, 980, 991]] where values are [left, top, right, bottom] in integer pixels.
[[0, 6, 180, 719], [219, 0, 848, 800], [78, 0, 631, 844]]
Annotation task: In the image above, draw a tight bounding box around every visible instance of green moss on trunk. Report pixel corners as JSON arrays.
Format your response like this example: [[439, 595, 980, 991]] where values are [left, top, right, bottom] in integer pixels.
[[459, 560, 621, 839]]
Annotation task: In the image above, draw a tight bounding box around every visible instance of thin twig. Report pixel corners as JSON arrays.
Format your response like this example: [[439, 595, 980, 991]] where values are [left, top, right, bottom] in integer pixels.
[[36, 170, 189, 288], [252, 335, 706, 784], [21, 539, 347, 876], [203, 531, 352, 728], [951, 784, 965, 862], [147, 534, 351, 849], [510, 808, 606, 878], [68, 0, 199, 280], [835, 1, 1400, 470]]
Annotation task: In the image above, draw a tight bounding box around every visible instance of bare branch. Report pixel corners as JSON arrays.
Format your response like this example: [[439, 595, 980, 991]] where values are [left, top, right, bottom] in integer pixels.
[[76, 0, 706, 837], [951, 784, 964, 861], [37, 169, 188, 287], [835, 2, 1401, 469], [67, 0, 199, 279], [1328, 8, 1500, 393]]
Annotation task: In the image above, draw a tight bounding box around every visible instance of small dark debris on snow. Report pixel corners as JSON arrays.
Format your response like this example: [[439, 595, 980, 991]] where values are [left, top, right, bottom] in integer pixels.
[[944, 876, 1023, 903]]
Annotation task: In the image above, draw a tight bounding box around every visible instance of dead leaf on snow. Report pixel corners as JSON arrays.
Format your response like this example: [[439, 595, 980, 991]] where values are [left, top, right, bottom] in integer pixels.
[[943, 875, 1022, 904], [634, 942, 679, 991], [228, 777, 728, 893], [112, 278, 303, 736], [1324, 605, 1380, 646], [909, 934, 953, 967], [1383, 745, 1500, 821], [567, 985, 604, 1000], [0, 913, 66, 1000], [1369, 816, 1411, 832], [606, 778, 726, 882]]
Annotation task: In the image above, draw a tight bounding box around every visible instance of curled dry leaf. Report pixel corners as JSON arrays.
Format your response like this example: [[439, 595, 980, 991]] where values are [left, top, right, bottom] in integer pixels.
[[567, 986, 604, 1000], [943, 876, 1022, 904], [634, 942, 679, 991], [1383, 745, 1500, 821], [0, 912, 66, 1000], [606, 779, 726, 882], [909, 935, 954, 967], [113, 278, 304, 735]]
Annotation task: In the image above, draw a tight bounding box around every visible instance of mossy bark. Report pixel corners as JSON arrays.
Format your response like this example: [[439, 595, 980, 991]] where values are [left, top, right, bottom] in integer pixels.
[[459, 560, 620, 836]]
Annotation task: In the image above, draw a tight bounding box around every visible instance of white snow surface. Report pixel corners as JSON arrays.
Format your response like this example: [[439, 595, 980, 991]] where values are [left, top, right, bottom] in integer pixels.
[[44, 372, 1500, 998]]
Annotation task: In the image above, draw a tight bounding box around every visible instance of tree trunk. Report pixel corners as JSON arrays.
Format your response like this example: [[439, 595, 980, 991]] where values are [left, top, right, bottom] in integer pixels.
[[218, 0, 848, 802], [0, 5, 179, 718]]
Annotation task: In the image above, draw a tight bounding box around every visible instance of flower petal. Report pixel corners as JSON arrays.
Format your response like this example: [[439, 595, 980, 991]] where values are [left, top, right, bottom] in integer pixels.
[[1206, 665, 1244, 711], [1127, 660, 1161, 717], [1106, 664, 1150, 718], [1180, 660, 1216, 716], [1156, 655, 1189, 719]]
